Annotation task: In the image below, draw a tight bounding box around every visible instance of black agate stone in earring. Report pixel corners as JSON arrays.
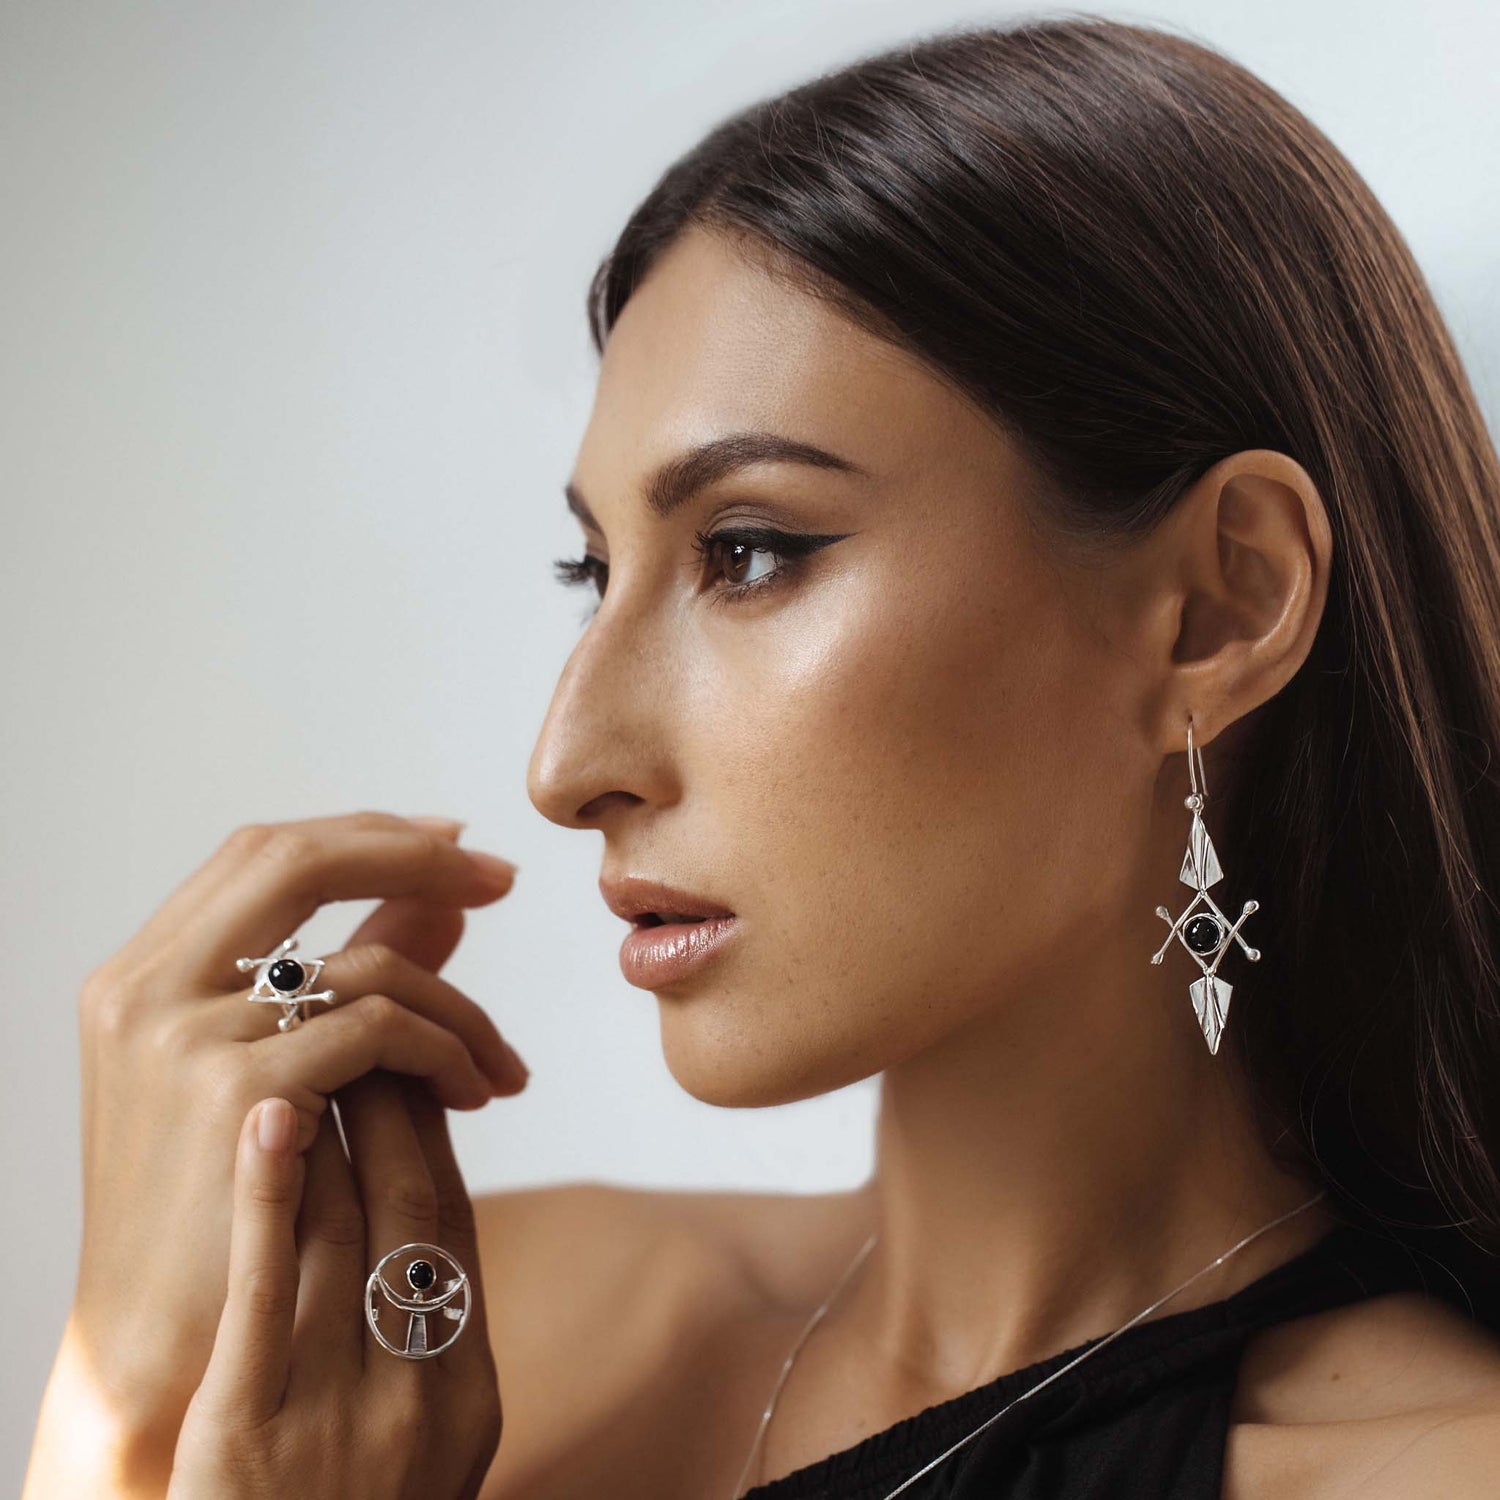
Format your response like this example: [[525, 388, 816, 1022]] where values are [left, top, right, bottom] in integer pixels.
[[1183, 914, 1223, 955]]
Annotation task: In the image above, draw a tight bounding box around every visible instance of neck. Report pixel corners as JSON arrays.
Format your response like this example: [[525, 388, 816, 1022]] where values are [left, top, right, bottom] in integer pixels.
[[843, 919, 1335, 1398]]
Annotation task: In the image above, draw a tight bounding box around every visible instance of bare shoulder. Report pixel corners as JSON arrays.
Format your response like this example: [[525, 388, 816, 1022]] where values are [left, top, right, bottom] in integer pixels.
[[471, 1178, 875, 1499], [1225, 1287, 1500, 1500]]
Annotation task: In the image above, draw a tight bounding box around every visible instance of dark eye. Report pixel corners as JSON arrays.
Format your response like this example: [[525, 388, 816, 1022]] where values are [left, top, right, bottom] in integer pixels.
[[691, 525, 850, 607], [551, 525, 851, 616]]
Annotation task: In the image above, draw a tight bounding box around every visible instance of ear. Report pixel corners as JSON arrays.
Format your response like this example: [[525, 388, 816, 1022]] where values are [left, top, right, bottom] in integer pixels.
[[1140, 448, 1333, 754]]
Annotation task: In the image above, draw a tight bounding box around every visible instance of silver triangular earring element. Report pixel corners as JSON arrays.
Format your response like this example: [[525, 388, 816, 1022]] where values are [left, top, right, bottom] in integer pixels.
[[1150, 716, 1261, 1055], [1190, 976, 1233, 1056], [1178, 811, 1223, 890]]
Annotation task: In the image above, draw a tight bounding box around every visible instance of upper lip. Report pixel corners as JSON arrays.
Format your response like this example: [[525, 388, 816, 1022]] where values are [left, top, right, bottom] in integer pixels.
[[599, 873, 736, 924]]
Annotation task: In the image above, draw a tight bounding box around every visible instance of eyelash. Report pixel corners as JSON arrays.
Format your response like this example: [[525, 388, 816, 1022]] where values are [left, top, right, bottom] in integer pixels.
[[551, 525, 842, 614]]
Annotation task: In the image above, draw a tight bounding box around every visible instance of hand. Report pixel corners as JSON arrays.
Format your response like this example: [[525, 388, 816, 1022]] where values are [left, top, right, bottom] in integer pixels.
[[35, 810, 525, 1492], [168, 1081, 501, 1499]]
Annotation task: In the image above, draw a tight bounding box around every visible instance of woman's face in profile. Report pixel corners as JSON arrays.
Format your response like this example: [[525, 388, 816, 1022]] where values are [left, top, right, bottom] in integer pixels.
[[527, 223, 1162, 1106]]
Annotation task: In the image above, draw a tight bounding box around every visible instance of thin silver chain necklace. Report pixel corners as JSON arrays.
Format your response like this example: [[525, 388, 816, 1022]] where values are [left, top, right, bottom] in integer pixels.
[[729, 1187, 1329, 1499]]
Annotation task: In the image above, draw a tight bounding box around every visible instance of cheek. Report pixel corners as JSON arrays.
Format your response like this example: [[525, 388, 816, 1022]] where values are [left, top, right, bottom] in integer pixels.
[[674, 545, 1143, 1078]]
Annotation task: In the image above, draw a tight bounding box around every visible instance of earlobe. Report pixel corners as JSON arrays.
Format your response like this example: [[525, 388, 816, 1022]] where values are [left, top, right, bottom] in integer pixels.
[[1157, 448, 1333, 749]]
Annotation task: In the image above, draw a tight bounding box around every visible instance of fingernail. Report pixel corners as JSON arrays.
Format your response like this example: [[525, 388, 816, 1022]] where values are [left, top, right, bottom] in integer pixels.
[[466, 849, 519, 884], [409, 816, 467, 837], [257, 1098, 297, 1154]]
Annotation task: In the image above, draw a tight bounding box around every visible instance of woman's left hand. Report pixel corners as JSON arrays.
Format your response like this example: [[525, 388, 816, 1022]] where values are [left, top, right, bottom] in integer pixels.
[[167, 1074, 503, 1498]]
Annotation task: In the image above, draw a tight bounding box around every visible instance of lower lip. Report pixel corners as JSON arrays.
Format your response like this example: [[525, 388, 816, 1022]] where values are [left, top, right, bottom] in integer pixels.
[[618, 915, 740, 988]]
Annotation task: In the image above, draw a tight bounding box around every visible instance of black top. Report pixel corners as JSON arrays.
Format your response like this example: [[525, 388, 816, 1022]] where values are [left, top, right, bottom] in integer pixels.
[[741, 1221, 1480, 1500]]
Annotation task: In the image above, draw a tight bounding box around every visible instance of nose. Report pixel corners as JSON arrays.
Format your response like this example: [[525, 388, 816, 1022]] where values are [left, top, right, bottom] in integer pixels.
[[526, 604, 677, 830]]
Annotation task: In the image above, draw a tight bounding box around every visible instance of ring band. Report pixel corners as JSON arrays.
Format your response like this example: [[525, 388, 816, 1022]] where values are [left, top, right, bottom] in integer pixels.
[[236, 936, 337, 1032], [365, 1242, 471, 1358]]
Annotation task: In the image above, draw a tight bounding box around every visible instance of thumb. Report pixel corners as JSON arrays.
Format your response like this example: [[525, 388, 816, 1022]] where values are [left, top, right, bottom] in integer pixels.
[[192, 1098, 306, 1426]]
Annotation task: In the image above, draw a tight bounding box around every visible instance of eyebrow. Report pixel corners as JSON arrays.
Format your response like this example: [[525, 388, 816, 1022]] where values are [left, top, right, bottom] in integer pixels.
[[564, 430, 867, 530]]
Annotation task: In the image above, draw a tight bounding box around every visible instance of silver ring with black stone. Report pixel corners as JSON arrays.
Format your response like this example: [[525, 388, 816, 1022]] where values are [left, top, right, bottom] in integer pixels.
[[365, 1243, 471, 1358], [235, 936, 337, 1032]]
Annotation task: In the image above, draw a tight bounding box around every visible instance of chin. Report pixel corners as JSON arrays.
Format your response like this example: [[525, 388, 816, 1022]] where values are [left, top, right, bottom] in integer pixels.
[[654, 990, 885, 1108]]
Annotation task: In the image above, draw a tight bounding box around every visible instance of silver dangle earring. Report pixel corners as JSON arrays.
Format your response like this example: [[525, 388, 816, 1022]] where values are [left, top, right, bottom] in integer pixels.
[[1150, 715, 1261, 1055]]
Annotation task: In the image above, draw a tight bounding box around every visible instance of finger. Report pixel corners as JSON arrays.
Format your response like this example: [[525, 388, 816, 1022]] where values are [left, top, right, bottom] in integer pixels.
[[397, 1079, 498, 1399], [290, 1101, 366, 1378], [193, 1098, 305, 1424], [249, 992, 500, 1111], [171, 818, 518, 988], [123, 811, 468, 976], [217, 939, 527, 1094], [338, 1073, 451, 1366], [345, 895, 467, 977], [402, 1079, 491, 1365]]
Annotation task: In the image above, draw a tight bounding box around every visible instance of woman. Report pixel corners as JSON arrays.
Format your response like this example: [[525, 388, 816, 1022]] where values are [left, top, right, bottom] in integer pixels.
[[24, 15, 1500, 1498]]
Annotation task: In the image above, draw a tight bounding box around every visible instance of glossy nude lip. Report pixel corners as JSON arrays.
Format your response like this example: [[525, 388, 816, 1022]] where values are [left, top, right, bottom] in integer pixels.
[[618, 915, 740, 988]]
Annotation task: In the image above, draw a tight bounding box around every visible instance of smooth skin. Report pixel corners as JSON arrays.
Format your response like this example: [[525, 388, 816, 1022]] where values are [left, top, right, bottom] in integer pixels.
[[25, 220, 1500, 1496]]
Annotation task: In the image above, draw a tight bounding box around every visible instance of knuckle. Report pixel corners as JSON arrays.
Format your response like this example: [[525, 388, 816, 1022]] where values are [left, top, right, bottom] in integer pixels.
[[354, 991, 403, 1035], [81, 966, 164, 1041], [248, 1171, 298, 1212], [346, 808, 399, 833], [200, 1419, 267, 1469], [221, 821, 274, 859], [445, 1379, 502, 1458], [308, 1200, 366, 1249], [79, 970, 133, 1034], [413, 827, 451, 860], [255, 827, 318, 871], [241, 1264, 297, 1321], [434, 1177, 477, 1239], [383, 1172, 439, 1225], [78, 957, 120, 1009], [339, 940, 403, 989], [455, 1346, 502, 1402], [136, 1002, 197, 1062], [474, 1385, 503, 1453]]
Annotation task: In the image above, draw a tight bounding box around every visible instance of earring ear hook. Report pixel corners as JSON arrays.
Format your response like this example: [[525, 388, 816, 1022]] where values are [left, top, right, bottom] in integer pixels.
[[1186, 713, 1208, 803]]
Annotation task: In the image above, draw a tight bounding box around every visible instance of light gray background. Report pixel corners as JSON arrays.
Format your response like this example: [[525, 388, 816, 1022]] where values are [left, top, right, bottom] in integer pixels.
[[3, 0, 1496, 1485]]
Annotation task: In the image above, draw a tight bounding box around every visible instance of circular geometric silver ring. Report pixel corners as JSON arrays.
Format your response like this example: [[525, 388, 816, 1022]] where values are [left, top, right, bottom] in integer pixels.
[[236, 936, 337, 1033], [364, 1242, 471, 1359]]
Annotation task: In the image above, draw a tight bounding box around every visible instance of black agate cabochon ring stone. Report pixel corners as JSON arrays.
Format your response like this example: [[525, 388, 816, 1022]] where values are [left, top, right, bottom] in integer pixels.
[[268, 958, 306, 992]]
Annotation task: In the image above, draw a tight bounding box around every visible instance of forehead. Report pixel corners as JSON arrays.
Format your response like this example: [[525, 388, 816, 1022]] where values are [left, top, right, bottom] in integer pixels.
[[573, 223, 1011, 503]]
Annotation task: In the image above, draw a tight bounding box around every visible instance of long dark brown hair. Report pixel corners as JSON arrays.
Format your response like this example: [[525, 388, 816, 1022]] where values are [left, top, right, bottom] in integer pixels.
[[584, 14, 1500, 1314]]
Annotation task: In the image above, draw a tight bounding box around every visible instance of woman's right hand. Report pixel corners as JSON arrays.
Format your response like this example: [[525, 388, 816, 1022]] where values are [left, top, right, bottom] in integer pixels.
[[38, 810, 526, 1492]]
